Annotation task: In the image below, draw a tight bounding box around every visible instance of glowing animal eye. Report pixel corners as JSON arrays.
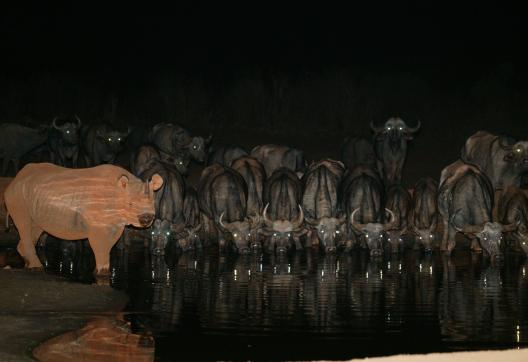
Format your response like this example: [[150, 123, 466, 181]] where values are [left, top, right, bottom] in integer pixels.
[[108, 138, 112, 142], [388, 238, 391, 241], [248, 233, 251, 237], [151, 231, 155, 235], [336, 230, 340, 234], [399, 127, 403, 130], [430, 234, 433, 238], [419, 236, 422, 240], [166, 232, 170, 236], [387, 127, 391, 130], [66, 130, 70, 134], [287, 233, 291, 237], [233, 233, 238, 237], [516, 148, 522, 153], [273, 233, 277, 237], [321, 230, 325, 233], [118, 137, 121, 141], [193, 145, 197, 150], [365, 234, 369, 238]]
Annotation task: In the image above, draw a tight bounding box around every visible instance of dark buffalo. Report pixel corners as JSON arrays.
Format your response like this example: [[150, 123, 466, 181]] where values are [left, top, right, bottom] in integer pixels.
[[302, 159, 346, 253], [231, 156, 266, 249], [131, 144, 189, 177], [207, 145, 248, 166], [341, 165, 393, 256], [48, 116, 82, 168], [179, 186, 203, 251], [198, 163, 256, 253], [499, 187, 528, 256], [411, 177, 439, 252], [262, 167, 306, 253], [341, 136, 377, 170], [149, 123, 212, 163], [461, 131, 528, 191], [0, 123, 49, 175], [438, 161, 517, 258], [385, 184, 412, 253], [371, 117, 420, 187], [250, 144, 306, 178], [81, 123, 130, 167], [138, 160, 186, 255]]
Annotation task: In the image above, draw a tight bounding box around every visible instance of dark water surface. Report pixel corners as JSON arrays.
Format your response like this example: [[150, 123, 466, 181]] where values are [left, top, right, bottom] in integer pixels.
[[1, 238, 528, 361]]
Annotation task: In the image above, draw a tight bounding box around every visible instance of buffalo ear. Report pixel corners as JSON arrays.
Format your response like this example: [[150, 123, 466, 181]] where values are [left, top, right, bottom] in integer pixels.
[[118, 175, 129, 189], [503, 152, 515, 162], [149, 174, 164, 191]]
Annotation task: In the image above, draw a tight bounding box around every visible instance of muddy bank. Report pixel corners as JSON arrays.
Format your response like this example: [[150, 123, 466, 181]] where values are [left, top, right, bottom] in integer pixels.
[[0, 269, 129, 361]]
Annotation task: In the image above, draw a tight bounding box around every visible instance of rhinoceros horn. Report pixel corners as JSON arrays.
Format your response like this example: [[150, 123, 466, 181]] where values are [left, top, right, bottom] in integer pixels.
[[405, 120, 421, 133], [370, 121, 385, 134]]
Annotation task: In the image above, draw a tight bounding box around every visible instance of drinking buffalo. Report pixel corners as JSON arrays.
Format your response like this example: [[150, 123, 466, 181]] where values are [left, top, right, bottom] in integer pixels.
[[149, 123, 212, 163], [385, 184, 412, 253], [0, 123, 49, 176], [438, 161, 517, 258], [262, 168, 306, 253], [341, 136, 377, 171], [302, 159, 346, 253], [208, 145, 248, 166], [198, 163, 255, 253], [499, 187, 528, 256], [48, 116, 82, 168], [138, 160, 186, 254], [4, 163, 163, 277], [411, 177, 439, 252], [81, 123, 130, 166], [341, 165, 391, 255], [371, 117, 420, 187], [250, 144, 306, 178], [179, 186, 203, 251]]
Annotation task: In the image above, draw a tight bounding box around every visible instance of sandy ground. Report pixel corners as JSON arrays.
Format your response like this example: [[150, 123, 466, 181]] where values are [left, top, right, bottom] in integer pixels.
[[0, 268, 128, 361], [347, 348, 528, 362]]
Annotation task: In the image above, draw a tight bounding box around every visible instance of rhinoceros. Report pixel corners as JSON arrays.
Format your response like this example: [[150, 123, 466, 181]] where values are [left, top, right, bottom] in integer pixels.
[[4, 163, 163, 276]]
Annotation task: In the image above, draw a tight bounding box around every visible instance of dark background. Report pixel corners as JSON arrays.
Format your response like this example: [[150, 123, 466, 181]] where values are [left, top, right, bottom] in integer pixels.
[[1, 3, 527, 185]]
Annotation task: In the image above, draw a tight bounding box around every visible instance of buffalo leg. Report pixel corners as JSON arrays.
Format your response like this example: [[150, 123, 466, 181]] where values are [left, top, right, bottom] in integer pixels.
[[440, 219, 450, 251], [446, 225, 457, 255]]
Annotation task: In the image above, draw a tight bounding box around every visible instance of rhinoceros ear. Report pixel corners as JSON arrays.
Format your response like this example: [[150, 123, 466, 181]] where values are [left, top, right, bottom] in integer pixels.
[[118, 175, 129, 189], [149, 174, 164, 191]]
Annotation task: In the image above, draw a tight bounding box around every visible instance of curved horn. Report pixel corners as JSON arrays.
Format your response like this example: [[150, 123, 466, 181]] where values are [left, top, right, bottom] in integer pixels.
[[219, 212, 228, 229], [370, 121, 385, 134], [450, 212, 484, 234], [74, 115, 82, 128], [292, 205, 304, 229], [383, 208, 398, 230], [338, 213, 346, 224], [405, 120, 421, 133], [262, 203, 273, 227], [350, 208, 367, 232], [304, 213, 318, 226], [52, 117, 62, 130], [192, 223, 203, 233]]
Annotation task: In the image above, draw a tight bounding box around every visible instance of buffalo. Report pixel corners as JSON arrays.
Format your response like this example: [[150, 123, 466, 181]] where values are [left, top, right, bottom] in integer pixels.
[[385, 184, 413, 253], [499, 187, 528, 256], [438, 161, 517, 258], [371, 117, 420, 187], [411, 177, 439, 252], [302, 159, 346, 253], [81, 123, 130, 166], [341, 136, 377, 171], [207, 145, 248, 166], [48, 116, 82, 168], [250, 144, 306, 178]]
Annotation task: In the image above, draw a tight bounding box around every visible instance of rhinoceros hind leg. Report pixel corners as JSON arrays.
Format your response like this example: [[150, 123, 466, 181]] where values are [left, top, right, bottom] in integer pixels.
[[15, 223, 43, 269]]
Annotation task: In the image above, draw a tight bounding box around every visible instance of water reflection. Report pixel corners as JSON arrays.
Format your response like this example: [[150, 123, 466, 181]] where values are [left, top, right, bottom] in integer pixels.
[[1, 237, 527, 359]]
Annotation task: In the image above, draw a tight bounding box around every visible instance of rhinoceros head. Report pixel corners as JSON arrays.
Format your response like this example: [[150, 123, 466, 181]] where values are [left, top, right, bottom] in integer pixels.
[[119, 173, 163, 228]]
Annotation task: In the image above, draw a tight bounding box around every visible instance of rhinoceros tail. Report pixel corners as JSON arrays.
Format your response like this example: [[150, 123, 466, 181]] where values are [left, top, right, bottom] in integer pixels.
[[5, 211, 9, 232]]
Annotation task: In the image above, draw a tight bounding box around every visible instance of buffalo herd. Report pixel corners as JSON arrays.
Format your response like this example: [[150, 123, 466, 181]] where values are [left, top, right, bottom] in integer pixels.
[[1, 116, 528, 260]]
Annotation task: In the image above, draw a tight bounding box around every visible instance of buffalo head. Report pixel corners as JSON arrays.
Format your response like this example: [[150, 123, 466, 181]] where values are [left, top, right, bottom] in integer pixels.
[[370, 117, 421, 140], [97, 127, 131, 153], [260, 203, 306, 254], [350, 208, 397, 257], [219, 213, 260, 254], [498, 137, 528, 171], [52, 115, 82, 144], [150, 219, 171, 255], [184, 135, 212, 163], [305, 215, 346, 253], [452, 215, 518, 259]]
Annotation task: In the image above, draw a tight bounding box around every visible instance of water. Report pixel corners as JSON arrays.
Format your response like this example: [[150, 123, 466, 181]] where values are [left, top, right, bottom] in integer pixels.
[[1, 238, 528, 360]]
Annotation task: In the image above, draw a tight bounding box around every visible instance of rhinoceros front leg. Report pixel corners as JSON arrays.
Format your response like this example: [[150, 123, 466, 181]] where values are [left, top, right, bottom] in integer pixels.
[[87, 225, 124, 277]]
